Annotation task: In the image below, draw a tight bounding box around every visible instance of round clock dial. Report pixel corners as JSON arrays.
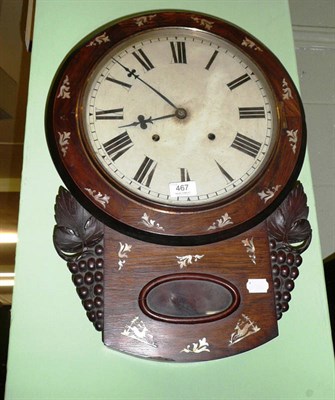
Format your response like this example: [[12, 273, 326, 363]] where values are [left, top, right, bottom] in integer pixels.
[[82, 28, 276, 206], [46, 11, 306, 243]]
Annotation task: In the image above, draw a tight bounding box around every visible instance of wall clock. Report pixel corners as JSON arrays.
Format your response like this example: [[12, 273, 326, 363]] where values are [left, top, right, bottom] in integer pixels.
[[46, 10, 312, 361]]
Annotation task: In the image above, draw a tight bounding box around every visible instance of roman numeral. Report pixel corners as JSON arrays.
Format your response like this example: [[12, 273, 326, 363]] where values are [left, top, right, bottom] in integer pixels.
[[231, 133, 262, 158], [103, 131, 133, 161], [106, 76, 132, 89], [205, 50, 219, 70], [95, 108, 124, 120], [132, 49, 154, 71], [170, 41, 187, 64], [134, 156, 157, 187], [239, 107, 265, 119], [227, 73, 251, 90], [180, 168, 191, 181], [215, 161, 234, 183]]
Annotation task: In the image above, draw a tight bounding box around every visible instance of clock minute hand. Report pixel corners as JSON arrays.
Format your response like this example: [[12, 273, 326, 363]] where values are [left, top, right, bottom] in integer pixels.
[[119, 113, 177, 130], [112, 58, 178, 110]]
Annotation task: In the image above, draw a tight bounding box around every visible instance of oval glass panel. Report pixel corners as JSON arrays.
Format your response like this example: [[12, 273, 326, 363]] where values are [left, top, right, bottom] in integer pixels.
[[139, 274, 240, 324]]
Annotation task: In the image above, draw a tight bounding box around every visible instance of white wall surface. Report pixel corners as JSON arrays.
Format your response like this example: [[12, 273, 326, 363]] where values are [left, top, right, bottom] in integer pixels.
[[290, 0, 335, 259]]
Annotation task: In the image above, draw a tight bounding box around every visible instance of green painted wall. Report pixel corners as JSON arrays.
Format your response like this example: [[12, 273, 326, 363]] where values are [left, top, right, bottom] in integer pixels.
[[5, 0, 334, 399]]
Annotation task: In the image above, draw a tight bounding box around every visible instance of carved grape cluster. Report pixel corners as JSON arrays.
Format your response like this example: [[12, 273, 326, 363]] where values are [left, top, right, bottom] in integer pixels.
[[67, 244, 104, 331], [53, 187, 105, 331], [269, 239, 302, 319], [267, 182, 312, 320]]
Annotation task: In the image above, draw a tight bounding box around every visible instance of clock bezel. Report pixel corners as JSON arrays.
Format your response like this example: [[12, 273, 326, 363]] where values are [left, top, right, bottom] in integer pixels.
[[45, 10, 306, 245]]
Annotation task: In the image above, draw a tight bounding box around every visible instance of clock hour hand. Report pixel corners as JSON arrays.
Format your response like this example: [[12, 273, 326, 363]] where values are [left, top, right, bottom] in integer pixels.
[[119, 113, 177, 130], [112, 57, 178, 110]]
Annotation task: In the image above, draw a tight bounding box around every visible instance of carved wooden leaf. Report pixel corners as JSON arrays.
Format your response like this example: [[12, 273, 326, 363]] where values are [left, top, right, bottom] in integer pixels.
[[53, 187, 103, 260], [267, 182, 312, 245]]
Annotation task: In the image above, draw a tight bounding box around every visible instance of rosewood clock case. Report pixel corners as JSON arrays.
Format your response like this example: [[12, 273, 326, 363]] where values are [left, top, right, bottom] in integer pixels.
[[46, 11, 311, 362]]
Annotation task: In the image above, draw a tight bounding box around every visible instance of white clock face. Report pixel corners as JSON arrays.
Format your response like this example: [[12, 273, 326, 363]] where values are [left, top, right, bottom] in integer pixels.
[[82, 27, 277, 206]]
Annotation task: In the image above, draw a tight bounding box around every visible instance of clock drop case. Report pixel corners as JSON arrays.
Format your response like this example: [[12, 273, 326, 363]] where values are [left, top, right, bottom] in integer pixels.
[[46, 10, 311, 361]]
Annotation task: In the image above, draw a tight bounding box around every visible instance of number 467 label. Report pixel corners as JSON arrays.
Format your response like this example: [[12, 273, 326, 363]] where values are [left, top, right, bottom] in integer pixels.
[[169, 181, 197, 198]]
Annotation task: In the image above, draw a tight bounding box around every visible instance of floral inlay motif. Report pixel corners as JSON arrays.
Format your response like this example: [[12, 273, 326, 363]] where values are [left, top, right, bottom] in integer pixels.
[[176, 254, 204, 269], [287, 129, 298, 154], [241, 37, 263, 51], [58, 131, 71, 157], [191, 16, 214, 30], [117, 242, 132, 270], [207, 212, 233, 231], [57, 75, 70, 99], [229, 314, 260, 346], [134, 14, 157, 27], [84, 188, 110, 208], [121, 317, 157, 348], [86, 32, 110, 47], [258, 185, 281, 203], [242, 237, 256, 264], [181, 337, 210, 353], [140, 213, 165, 231], [282, 78, 293, 100]]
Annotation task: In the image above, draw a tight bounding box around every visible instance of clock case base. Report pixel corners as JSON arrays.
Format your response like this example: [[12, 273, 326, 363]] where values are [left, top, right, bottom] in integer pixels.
[[103, 223, 277, 361], [53, 181, 311, 362]]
